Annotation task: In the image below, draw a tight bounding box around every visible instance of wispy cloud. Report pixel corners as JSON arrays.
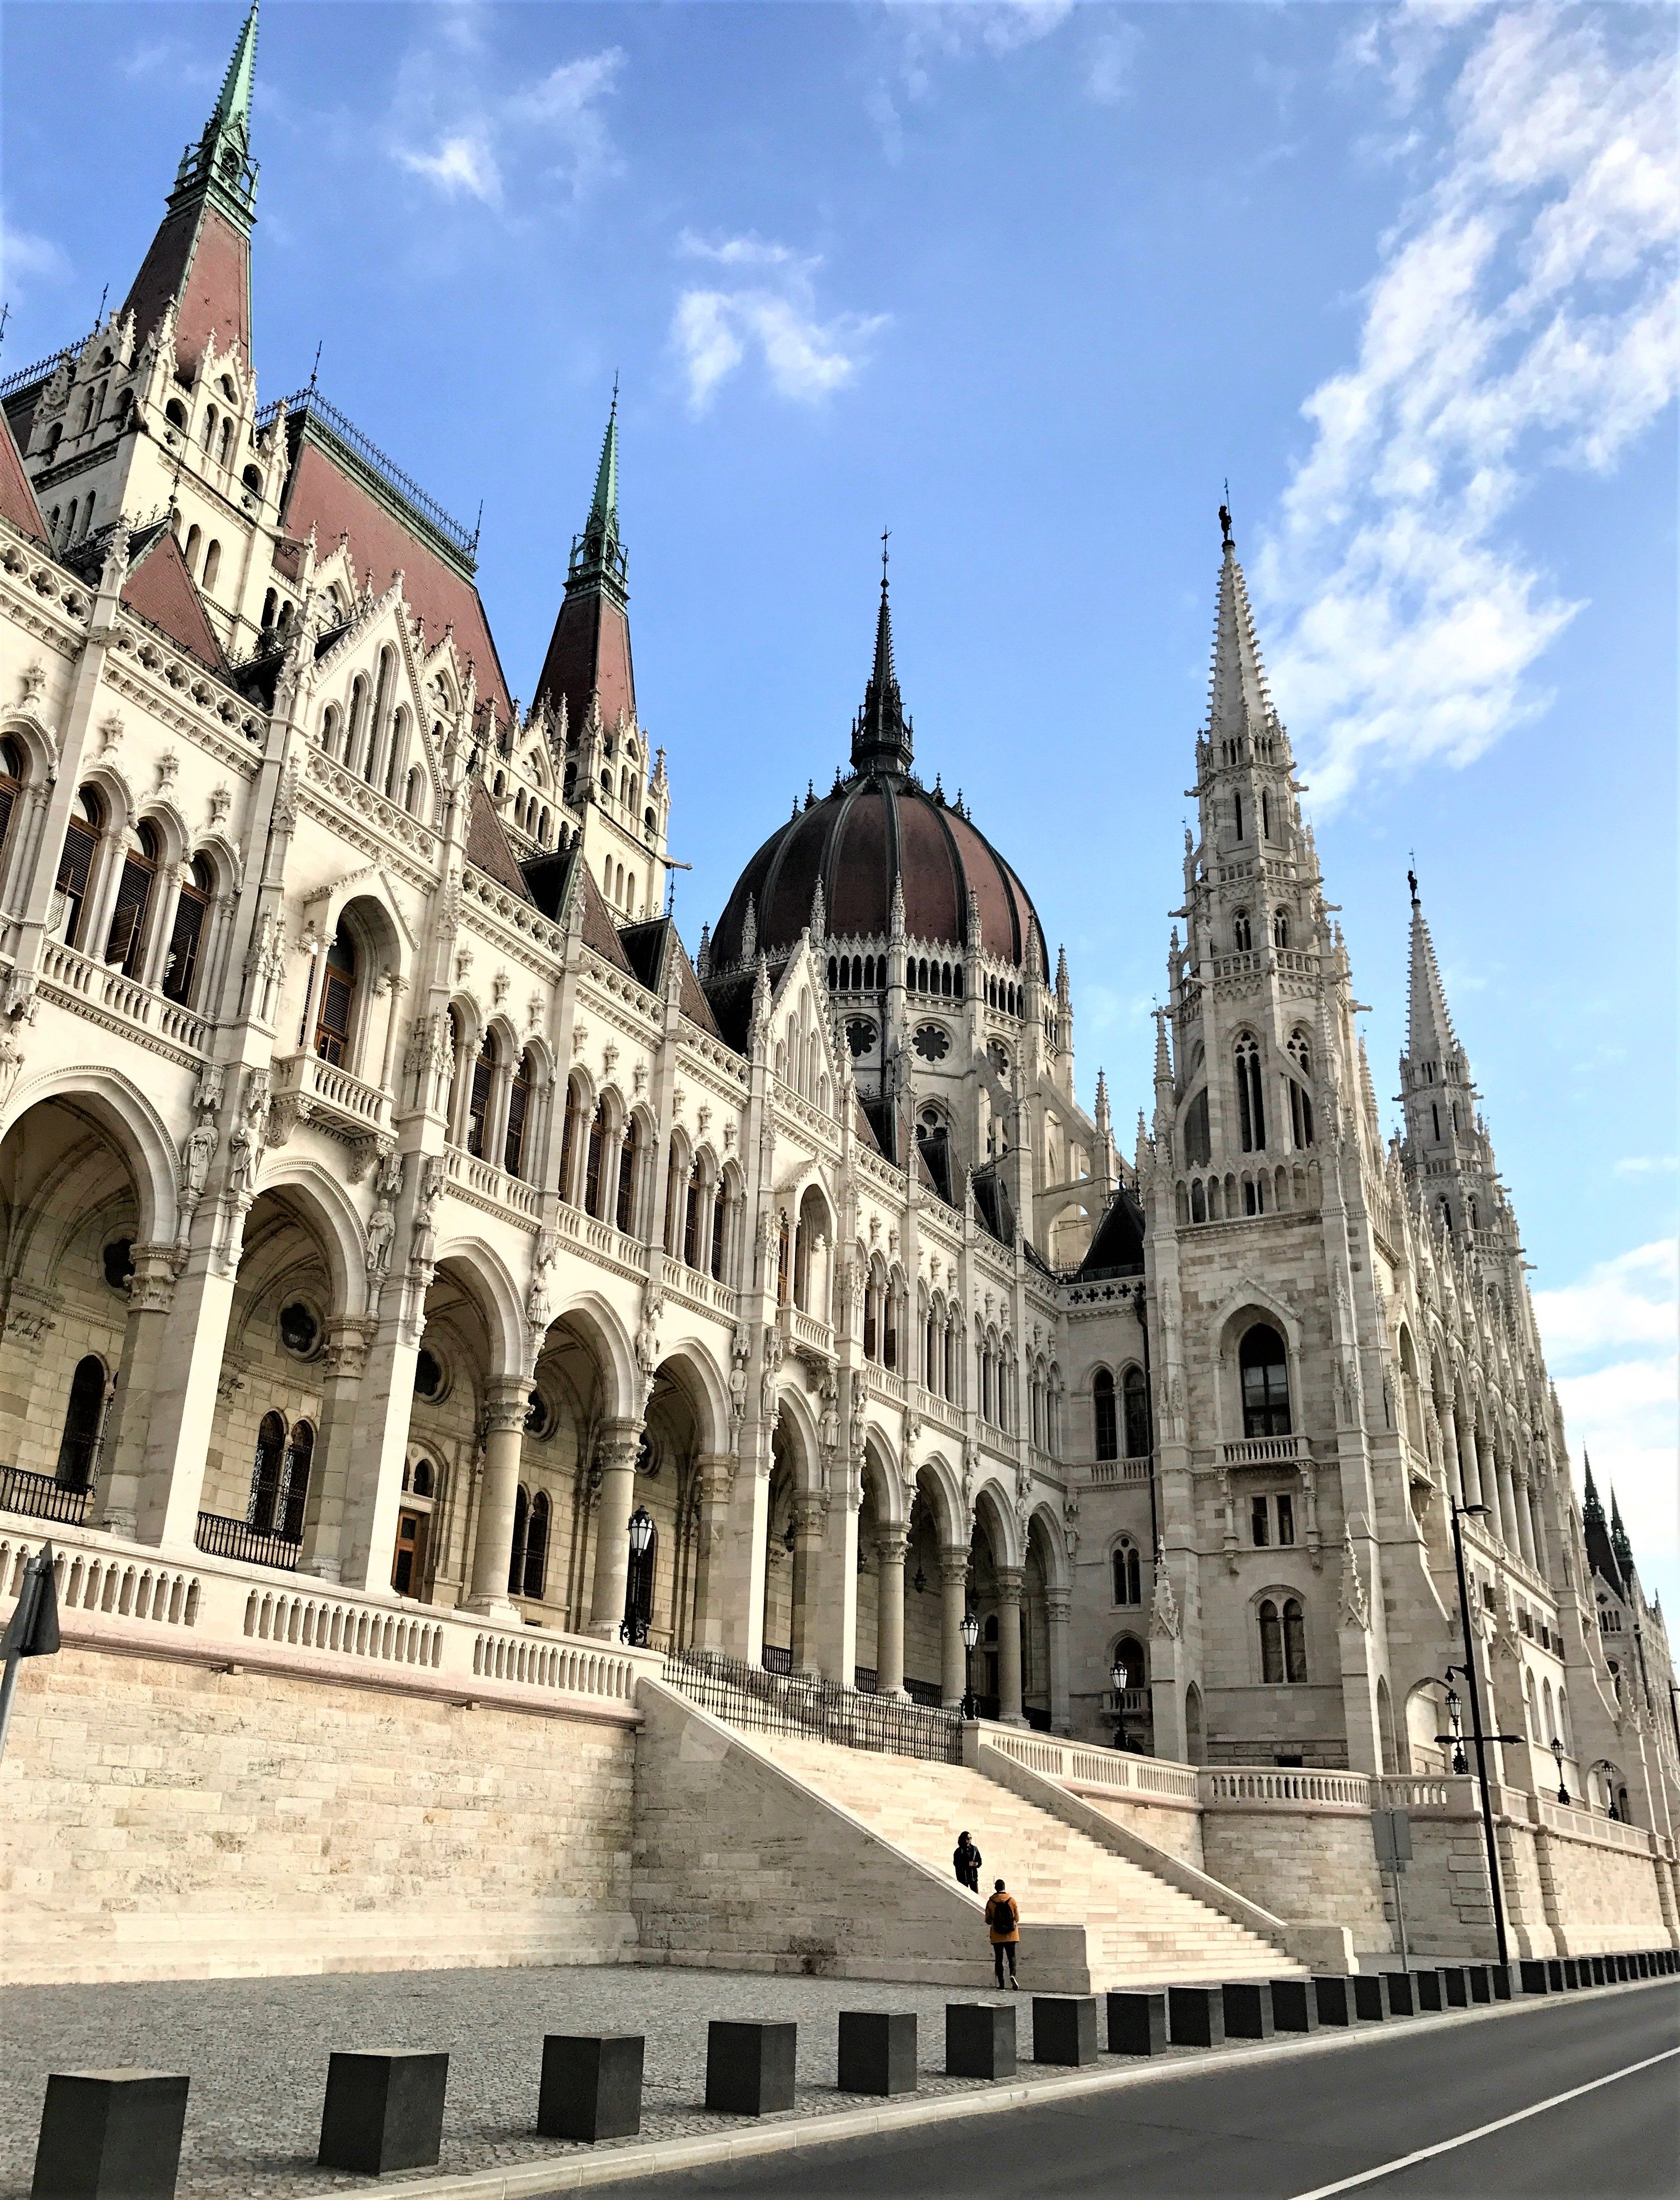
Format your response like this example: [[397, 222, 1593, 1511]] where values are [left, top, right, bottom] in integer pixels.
[[1085, 24, 1142, 107], [1254, 6, 1678, 811], [0, 220, 69, 298], [1614, 1154, 1679, 1178], [1536, 1240, 1678, 1595], [869, 0, 1076, 158], [672, 234, 888, 412], [390, 37, 623, 213]]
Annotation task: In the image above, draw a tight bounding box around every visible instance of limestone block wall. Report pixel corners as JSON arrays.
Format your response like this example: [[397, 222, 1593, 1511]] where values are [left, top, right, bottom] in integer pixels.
[[1083, 1793, 1206, 1869], [1539, 1825, 1672, 1954], [0, 1643, 639, 1986], [631, 1681, 1089, 1989], [1201, 1806, 1392, 1951]]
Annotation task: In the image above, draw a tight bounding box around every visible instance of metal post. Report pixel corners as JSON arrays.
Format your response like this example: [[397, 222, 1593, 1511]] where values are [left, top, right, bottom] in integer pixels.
[[1450, 1501, 1510, 1969], [1391, 1862, 1409, 1972]]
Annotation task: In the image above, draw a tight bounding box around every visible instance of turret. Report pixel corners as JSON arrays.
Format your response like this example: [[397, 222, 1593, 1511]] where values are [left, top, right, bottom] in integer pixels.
[[1398, 871, 1508, 1249]]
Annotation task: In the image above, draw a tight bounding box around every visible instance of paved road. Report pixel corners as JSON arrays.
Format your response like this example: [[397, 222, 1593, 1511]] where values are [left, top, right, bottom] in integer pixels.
[[581, 1983, 1678, 2200]]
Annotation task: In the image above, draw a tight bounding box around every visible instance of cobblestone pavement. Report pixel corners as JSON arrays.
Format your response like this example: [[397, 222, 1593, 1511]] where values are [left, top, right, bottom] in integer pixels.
[[0, 1963, 1211, 2197]]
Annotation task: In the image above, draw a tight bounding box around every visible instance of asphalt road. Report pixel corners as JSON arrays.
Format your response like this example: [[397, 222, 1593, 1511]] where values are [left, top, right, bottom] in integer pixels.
[[580, 1983, 1678, 2200]]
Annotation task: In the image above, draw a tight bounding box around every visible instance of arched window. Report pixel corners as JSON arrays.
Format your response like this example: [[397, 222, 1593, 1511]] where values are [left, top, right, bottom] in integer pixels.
[[558, 1080, 582, 1203], [411, 1458, 434, 1499], [55, 1355, 107, 1490], [1233, 909, 1252, 952], [1284, 1598, 1307, 1682], [320, 702, 342, 757], [0, 736, 24, 880], [466, 1036, 494, 1158], [1239, 1324, 1291, 1438], [1093, 1368, 1118, 1460], [584, 1103, 607, 1218], [522, 1490, 549, 1599], [161, 854, 214, 1005], [1112, 1636, 1146, 1693], [201, 539, 221, 592], [281, 1421, 314, 1540], [625, 1518, 656, 1635], [346, 676, 369, 775], [616, 1118, 639, 1233], [248, 1410, 289, 1532], [201, 407, 217, 452], [218, 420, 234, 467], [314, 926, 357, 1065], [683, 1168, 701, 1268], [1259, 1598, 1282, 1684], [1287, 1031, 1314, 1149], [1112, 1539, 1141, 1607], [52, 787, 103, 947], [406, 766, 427, 816], [508, 1486, 530, 1595], [711, 1178, 727, 1281], [184, 521, 201, 572], [104, 820, 162, 976], [1122, 1364, 1151, 1459], [1272, 909, 1289, 949], [1234, 1034, 1265, 1151], [503, 1050, 531, 1178]]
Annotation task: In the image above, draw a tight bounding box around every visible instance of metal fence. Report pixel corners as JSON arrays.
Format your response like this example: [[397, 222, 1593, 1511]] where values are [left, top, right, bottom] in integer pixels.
[[193, 1510, 301, 1572], [0, 1464, 93, 1526], [662, 1646, 964, 1764]]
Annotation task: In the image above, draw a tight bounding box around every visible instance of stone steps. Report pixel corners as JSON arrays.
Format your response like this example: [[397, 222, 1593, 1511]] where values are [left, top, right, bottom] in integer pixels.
[[755, 1733, 1289, 1988]]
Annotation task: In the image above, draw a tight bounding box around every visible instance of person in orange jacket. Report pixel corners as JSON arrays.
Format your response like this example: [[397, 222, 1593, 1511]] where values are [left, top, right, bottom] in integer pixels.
[[984, 1877, 1020, 1988]]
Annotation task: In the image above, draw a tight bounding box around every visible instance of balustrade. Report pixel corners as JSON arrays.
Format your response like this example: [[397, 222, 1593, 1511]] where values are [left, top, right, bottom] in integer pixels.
[[37, 938, 209, 1056]]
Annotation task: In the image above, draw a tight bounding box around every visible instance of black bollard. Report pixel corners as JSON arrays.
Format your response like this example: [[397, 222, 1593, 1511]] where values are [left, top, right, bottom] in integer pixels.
[[705, 2023, 797, 2116], [1222, 1982, 1275, 2038], [32, 2071, 189, 2200], [1031, 1996, 1099, 2066], [945, 2003, 1016, 2080], [538, 2036, 643, 2143], [318, 2051, 448, 2174], [1168, 1986, 1227, 2048], [837, 2012, 917, 2098], [1106, 1991, 1168, 2056], [1269, 1979, 1319, 2033]]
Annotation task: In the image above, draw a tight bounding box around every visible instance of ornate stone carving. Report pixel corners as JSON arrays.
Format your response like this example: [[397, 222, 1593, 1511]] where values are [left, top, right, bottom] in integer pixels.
[[1149, 1550, 1181, 1640], [1338, 1523, 1371, 1631]]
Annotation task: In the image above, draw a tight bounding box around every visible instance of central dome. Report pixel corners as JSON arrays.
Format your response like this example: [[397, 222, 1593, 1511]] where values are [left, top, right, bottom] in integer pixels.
[[709, 575, 1046, 977]]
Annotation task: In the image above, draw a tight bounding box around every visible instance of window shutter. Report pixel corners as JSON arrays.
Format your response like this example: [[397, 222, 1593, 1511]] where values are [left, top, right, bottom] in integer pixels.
[[161, 889, 207, 1005], [105, 856, 155, 975]]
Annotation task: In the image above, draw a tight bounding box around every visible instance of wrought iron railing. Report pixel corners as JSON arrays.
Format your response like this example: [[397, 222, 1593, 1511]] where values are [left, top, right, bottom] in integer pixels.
[[257, 390, 478, 563], [193, 1511, 301, 1572], [664, 1647, 963, 1765], [761, 1643, 792, 1675], [0, 1463, 93, 1525]]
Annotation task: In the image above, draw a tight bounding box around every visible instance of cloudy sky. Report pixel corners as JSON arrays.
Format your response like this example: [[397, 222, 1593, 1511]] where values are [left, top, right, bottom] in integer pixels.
[[3, 0, 1674, 1603]]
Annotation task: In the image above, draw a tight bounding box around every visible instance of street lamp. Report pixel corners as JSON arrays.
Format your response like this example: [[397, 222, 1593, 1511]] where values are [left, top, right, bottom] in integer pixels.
[[620, 1506, 654, 1647], [1550, 1735, 1570, 1805], [1111, 1655, 1132, 1752], [1443, 1500, 1526, 1973], [1436, 1679, 1469, 1775], [960, 1609, 980, 1722]]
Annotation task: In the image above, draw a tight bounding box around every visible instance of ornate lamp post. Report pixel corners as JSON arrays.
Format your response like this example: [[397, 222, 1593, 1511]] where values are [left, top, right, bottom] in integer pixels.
[[1111, 1654, 1131, 1752], [960, 1609, 979, 1722], [1550, 1734, 1570, 1805], [1443, 1499, 1526, 1972], [621, 1505, 654, 1647]]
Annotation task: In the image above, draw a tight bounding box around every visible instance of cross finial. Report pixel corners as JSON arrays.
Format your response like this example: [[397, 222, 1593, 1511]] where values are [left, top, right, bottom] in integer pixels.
[[1219, 487, 1233, 548], [308, 339, 322, 392], [611, 368, 619, 416], [1408, 850, 1418, 906], [881, 526, 891, 588]]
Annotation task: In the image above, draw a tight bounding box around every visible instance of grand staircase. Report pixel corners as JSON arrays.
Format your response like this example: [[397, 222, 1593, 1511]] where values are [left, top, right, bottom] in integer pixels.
[[752, 1729, 1294, 1988]]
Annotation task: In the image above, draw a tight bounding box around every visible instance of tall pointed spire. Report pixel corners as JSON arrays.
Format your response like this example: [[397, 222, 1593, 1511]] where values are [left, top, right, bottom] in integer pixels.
[[533, 389, 635, 736], [851, 538, 912, 777], [1206, 508, 1276, 745], [119, 2, 259, 373], [1405, 871, 1463, 1074], [1610, 1487, 1634, 1576]]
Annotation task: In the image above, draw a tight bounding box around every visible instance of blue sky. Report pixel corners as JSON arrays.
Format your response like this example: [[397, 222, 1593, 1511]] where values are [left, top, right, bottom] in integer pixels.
[[3, 0, 1674, 1603]]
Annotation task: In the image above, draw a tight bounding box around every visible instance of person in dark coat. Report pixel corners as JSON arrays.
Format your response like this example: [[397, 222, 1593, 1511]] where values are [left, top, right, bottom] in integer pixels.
[[953, 1829, 982, 1892], [985, 1878, 1021, 1988]]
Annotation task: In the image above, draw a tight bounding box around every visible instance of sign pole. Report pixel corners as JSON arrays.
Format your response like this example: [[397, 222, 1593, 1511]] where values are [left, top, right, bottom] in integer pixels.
[[0, 1540, 61, 1769]]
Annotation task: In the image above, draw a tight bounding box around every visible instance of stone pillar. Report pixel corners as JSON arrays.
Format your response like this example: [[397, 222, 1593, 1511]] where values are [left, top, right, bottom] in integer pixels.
[[995, 1565, 1026, 1727], [940, 1544, 969, 1710], [588, 1418, 644, 1638], [1046, 1591, 1072, 1735], [1497, 1456, 1520, 1557], [689, 1452, 738, 1649], [788, 1495, 824, 1673], [803, 1488, 861, 1687], [466, 1376, 533, 1615], [1459, 1418, 1484, 1512], [874, 1529, 906, 1697], [1512, 1470, 1537, 1568], [299, 1319, 374, 1582], [1438, 1397, 1463, 1508], [93, 1240, 237, 1550], [331, 1308, 425, 1591]]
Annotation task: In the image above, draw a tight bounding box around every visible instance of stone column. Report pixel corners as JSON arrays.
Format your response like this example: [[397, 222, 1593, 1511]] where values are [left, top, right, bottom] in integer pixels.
[[94, 1240, 236, 1549], [588, 1418, 644, 1638], [329, 1288, 424, 1593], [466, 1376, 533, 1614], [1438, 1396, 1464, 1508], [1459, 1417, 1484, 1512], [788, 1495, 824, 1673], [1497, 1456, 1520, 1557], [689, 1452, 738, 1649], [299, 1319, 373, 1581], [803, 1486, 861, 1687], [1046, 1591, 1072, 1735], [995, 1565, 1026, 1726], [940, 1544, 969, 1709], [875, 1529, 906, 1697]]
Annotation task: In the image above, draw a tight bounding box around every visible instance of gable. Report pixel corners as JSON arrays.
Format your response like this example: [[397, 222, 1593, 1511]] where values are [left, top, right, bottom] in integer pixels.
[[121, 531, 229, 674]]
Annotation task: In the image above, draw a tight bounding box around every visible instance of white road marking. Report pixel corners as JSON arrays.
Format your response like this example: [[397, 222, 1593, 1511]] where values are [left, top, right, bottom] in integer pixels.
[[1287, 2043, 1680, 2199]]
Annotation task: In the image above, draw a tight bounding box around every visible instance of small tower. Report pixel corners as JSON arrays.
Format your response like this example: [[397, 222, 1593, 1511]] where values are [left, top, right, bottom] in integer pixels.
[[851, 555, 913, 779], [1398, 872, 1508, 1251]]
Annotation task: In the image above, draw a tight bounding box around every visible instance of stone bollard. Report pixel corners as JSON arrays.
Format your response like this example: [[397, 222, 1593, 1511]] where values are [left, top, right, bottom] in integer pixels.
[[705, 2023, 797, 2117], [1381, 1974, 1416, 2016], [1412, 1969, 1445, 2012], [1167, 1986, 1226, 2049], [945, 2004, 1016, 2081], [1222, 1983, 1274, 2039], [318, 2051, 448, 2175], [1351, 1976, 1387, 2022], [1519, 1960, 1550, 1994], [1106, 1991, 1168, 2057], [32, 2071, 189, 2200], [1312, 1977, 1358, 2028], [837, 2013, 917, 2098], [538, 2036, 644, 2143], [1268, 1979, 1319, 2033], [1465, 1965, 1492, 2004], [1031, 1996, 1099, 2067], [1440, 1965, 1471, 2007]]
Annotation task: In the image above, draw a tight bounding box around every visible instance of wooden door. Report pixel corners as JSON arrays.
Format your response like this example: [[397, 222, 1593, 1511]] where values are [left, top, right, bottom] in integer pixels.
[[392, 1509, 428, 1597]]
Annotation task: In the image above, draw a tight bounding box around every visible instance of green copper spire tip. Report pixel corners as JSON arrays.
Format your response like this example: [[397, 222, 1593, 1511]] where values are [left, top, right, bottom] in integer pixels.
[[588, 380, 619, 540], [216, 2, 259, 136]]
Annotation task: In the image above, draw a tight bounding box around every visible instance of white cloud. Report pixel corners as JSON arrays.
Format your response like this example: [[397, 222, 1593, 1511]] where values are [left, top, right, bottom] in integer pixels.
[[1086, 24, 1143, 107], [390, 40, 623, 212], [672, 237, 887, 411], [0, 221, 69, 297], [1614, 1154, 1679, 1178], [869, 0, 1077, 157], [1254, 6, 1679, 810], [1536, 1239, 1678, 1590]]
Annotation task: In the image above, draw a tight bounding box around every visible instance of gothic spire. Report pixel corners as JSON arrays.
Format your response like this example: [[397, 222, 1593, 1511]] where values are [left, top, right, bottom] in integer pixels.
[[1206, 508, 1276, 745], [588, 381, 620, 550], [1405, 875, 1464, 1075], [851, 546, 913, 777], [1610, 1486, 1634, 1576], [533, 390, 635, 735], [215, 2, 260, 141]]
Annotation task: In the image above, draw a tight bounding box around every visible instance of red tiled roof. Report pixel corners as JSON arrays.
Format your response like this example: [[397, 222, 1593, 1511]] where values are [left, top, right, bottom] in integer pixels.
[[464, 780, 531, 901], [121, 203, 252, 378], [281, 436, 513, 727], [0, 408, 48, 546], [534, 585, 634, 736], [121, 531, 229, 674]]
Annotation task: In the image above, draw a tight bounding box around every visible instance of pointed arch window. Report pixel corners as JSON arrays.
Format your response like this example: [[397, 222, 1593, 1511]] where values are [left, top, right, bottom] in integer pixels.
[[1272, 908, 1288, 948], [1286, 1032, 1314, 1149], [584, 1102, 606, 1217], [315, 926, 357, 1065], [1259, 1598, 1283, 1683], [1233, 910, 1252, 952], [466, 1036, 494, 1158], [162, 854, 214, 1005], [617, 1119, 639, 1233], [248, 1410, 289, 1532], [711, 1179, 728, 1281], [51, 788, 103, 947], [56, 1355, 108, 1490], [0, 737, 23, 883], [1284, 1598, 1306, 1682], [280, 1421, 314, 1540], [1234, 1034, 1265, 1152], [503, 1050, 532, 1177], [1112, 1538, 1141, 1607], [558, 1080, 582, 1204], [104, 820, 162, 976], [1122, 1364, 1151, 1459], [522, 1490, 550, 1599], [1093, 1368, 1118, 1462], [683, 1168, 701, 1268], [1239, 1323, 1291, 1438]]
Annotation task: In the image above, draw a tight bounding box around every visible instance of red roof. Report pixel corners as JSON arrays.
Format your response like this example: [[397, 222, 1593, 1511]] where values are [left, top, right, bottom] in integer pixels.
[[121, 531, 229, 674], [280, 435, 513, 729], [534, 585, 634, 736], [121, 203, 252, 378], [0, 408, 48, 546], [464, 780, 531, 901]]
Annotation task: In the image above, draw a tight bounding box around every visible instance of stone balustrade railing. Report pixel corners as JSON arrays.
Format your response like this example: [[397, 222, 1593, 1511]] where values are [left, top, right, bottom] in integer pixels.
[[981, 1722, 1201, 1803], [37, 937, 209, 1061], [0, 1515, 654, 1721]]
